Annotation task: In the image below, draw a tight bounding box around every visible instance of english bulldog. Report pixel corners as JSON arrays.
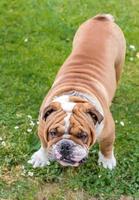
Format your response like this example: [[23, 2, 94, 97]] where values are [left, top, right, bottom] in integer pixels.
[[28, 14, 126, 170]]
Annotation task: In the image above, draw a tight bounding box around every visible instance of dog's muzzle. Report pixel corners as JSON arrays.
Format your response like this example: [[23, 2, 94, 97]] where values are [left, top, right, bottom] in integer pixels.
[[49, 139, 88, 166]]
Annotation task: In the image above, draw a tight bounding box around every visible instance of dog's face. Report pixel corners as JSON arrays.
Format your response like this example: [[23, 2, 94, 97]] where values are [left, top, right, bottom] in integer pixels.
[[40, 95, 103, 166]]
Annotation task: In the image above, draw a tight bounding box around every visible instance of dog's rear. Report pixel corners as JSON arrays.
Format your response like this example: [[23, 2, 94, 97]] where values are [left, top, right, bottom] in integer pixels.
[[93, 13, 115, 22], [93, 14, 126, 83]]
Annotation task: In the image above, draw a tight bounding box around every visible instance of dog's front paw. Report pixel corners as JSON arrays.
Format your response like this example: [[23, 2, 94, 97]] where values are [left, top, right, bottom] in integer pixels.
[[28, 147, 50, 168], [98, 151, 116, 170]]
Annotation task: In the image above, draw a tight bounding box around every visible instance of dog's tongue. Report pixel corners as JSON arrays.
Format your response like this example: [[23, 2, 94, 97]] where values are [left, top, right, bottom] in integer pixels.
[[57, 157, 80, 166], [62, 158, 76, 165]]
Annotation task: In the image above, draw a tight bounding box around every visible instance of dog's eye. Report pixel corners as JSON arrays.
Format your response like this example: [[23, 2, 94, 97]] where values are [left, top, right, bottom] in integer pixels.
[[49, 129, 57, 138], [77, 132, 87, 141]]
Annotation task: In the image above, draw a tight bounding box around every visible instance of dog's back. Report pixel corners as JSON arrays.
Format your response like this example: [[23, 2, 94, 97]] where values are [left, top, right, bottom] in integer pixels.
[[41, 14, 126, 110], [73, 14, 126, 85]]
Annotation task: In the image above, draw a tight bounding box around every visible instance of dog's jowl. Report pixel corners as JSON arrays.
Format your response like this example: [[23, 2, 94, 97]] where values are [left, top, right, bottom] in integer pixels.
[[28, 14, 126, 170]]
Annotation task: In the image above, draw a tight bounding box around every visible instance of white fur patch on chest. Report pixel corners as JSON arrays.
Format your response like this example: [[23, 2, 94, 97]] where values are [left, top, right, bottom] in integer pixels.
[[53, 95, 76, 134]]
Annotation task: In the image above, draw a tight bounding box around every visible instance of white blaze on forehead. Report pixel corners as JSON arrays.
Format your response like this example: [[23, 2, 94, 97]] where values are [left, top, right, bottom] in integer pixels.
[[64, 113, 72, 132], [53, 95, 76, 134]]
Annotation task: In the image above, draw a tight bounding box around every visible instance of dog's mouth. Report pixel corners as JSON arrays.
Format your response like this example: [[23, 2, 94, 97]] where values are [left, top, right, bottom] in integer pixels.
[[49, 139, 89, 167], [57, 156, 87, 167]]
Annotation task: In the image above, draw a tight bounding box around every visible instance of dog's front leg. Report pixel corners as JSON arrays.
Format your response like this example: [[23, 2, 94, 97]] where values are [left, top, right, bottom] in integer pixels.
[[28, 146, 50, 168], [98, 116, 116, 170]]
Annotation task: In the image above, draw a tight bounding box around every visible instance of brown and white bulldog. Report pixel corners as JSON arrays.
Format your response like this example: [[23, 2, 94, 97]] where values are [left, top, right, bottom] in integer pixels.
[[28, 14, 126, 170]]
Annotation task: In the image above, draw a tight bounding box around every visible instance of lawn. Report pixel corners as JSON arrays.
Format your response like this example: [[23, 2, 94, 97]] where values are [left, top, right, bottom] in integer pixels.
[[0, 0, 139, 199]]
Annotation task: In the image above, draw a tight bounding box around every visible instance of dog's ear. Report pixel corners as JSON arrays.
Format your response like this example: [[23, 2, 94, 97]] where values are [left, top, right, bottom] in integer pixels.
[[42, 102, 60, 121], [87, 107, 103, 125], [83, 103, 103, 125]]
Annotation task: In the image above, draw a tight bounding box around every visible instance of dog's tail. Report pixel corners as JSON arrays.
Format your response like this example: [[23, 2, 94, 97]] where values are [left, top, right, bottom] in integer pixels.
[[93, 13, 115, 22]]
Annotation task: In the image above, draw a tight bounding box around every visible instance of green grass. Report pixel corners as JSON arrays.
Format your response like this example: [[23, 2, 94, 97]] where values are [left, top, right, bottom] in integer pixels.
[[0, 0, 139, 199]]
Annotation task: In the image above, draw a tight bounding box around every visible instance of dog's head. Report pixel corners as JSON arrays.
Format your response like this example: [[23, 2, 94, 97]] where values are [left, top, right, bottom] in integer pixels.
[[39, 95, 103, 166]]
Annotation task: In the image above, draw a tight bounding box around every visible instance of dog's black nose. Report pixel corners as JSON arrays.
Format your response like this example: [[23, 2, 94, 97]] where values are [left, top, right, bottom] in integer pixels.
[[60, 142, 71, 157]]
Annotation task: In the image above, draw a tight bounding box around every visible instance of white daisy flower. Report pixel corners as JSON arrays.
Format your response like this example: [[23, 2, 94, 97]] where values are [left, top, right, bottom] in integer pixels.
[[0, 137, 3, 141], [28, 171, 34, 177], [27, 128, 32, 133], [120, 121, 125, 126], [14, 126, 19, 130], [129, 57, 134, 61], [30, 121, 35, 127], [36, 121, 39, 125], [27, 115, 32, 119], [1, 141, 6, 146], [129, 44, 136, 51], [24, 38, 28, 42]]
